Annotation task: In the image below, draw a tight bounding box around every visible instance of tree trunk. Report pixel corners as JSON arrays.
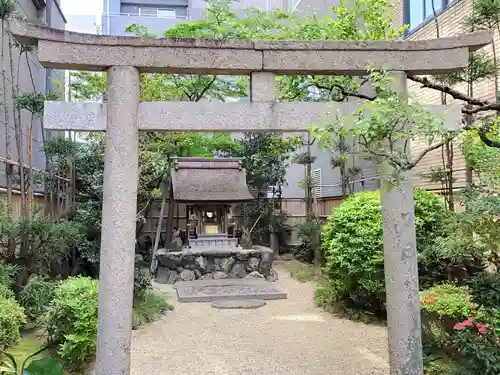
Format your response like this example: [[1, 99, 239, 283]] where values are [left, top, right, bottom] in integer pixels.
[[27, 115, 34, 217], [465, 53, 474, 187], [164, 179, 175, 246], [1, 20, 14, 253], [305, 133, 313, 220], [8, 37, 26, 218]]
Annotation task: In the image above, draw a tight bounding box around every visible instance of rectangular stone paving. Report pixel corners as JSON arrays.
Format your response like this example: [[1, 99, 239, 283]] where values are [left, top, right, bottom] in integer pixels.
[[175, 279, 287, 303]]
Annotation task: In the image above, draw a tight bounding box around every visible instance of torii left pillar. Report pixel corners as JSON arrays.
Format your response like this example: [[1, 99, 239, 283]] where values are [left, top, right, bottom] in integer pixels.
[[95, 66, 140, 375]]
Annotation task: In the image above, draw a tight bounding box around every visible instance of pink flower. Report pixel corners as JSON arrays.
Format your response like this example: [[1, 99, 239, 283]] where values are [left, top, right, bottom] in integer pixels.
[[463, 318, 474, 327], [478, 324, 487, 335], [454, 318, 474, 331]]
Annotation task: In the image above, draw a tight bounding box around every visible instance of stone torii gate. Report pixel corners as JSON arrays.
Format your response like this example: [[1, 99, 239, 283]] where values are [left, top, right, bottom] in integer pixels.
[[8, 20, 491, 375]]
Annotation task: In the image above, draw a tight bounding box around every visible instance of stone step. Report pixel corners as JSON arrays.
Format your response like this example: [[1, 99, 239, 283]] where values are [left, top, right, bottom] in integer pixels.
[[175, 278, 287, 303]]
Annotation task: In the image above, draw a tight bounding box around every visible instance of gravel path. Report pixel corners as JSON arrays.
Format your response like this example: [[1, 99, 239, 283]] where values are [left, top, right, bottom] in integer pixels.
[[131, 262, 389, 375]]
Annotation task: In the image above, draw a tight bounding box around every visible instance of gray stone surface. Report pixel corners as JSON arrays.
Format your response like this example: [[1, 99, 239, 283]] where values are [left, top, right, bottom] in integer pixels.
[[246, 271, 265, 279], [259, 252, 273, 276], [155, 268, 178, 284], [212, 271, 229, 280], [176, 278, 287, 302], [43, 100, 463, 134], [95, 66, 140, 375], [266, 268, 279, 282], [179, 269, 196, 281], [229, 263, 247, 279], [246, 257, 260, 272], [251, 72, 276, 102], [380, 72, 423, 375], [10, 19, 491, 74], [211, 299, 266, 309], [131, 265, 390, 375]]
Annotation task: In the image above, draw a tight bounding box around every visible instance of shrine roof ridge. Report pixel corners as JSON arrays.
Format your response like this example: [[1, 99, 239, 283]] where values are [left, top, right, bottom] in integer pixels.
[[9, 19, 491, 52]]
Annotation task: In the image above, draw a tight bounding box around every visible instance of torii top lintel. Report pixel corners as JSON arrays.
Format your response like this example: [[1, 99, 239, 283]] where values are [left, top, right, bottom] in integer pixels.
[[8, 19, 492, 76]]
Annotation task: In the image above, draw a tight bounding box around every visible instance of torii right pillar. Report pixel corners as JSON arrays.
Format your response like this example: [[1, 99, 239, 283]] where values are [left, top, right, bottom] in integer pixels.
[[381, 71, 423, 375]]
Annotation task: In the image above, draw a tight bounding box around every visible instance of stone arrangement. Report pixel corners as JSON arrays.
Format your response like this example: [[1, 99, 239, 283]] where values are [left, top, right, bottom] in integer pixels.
[[155, 246, 278, 284]]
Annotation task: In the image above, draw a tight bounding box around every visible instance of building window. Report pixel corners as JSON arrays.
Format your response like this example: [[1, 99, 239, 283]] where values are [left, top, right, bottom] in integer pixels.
[[405, 0, 455, 31], [138, 8, 156, 16], [313, 168, 322, 198], [157, 9, 176, 18]]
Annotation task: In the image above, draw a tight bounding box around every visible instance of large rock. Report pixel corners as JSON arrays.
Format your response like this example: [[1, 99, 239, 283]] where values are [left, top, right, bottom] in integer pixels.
[[229, 263, 247, 279], [266, 268, 278, 282], [195, 256, 208, 272], [214, 257, 235, 273], [156, 252, 182, 269], [212, 271, 229, 280], [246, 257, 260, 272], [181, 254, 195, 268], [258, 252, 273, 276], [179, 269, 196, 281], [245, 271, 265, 279], [156, 268, 178, 284], [201, 273, 213, 280]]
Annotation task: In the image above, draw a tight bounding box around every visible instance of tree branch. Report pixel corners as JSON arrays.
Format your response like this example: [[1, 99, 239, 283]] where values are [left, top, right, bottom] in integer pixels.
[[195, 76, 217, 102], [406, 138, 452, 170], [478, 127, 500, 148], [311, 77, 376, 101], [463, 102, 500, 114], [408, 75, 488, 106]]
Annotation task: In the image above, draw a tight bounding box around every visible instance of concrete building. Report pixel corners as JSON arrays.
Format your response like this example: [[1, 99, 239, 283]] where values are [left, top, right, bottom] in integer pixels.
[[0, 0, 66, 202], [102, 0, 284, 35], [393, 0, 496, 191]]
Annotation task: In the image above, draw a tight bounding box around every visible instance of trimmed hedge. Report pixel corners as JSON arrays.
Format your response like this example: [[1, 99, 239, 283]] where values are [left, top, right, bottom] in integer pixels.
[[322, 189, 449, 315]]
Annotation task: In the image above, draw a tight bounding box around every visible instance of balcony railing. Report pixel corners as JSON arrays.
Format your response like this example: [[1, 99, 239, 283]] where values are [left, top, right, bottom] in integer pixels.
[[102, 12, 189, 35]]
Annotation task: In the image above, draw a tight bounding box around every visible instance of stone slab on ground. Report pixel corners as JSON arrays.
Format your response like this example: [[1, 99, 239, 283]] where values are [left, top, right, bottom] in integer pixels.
[[211, 299, 266, 309], [175, 278, 287, 303]]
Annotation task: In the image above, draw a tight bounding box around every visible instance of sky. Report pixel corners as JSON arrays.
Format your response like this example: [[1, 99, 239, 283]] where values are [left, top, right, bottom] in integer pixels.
[[61, 0, 103, 16]]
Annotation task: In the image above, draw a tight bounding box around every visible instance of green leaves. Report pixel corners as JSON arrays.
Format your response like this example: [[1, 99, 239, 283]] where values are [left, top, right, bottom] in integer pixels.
[[23, 358, 62, 375], [43, 277, 98, 368], [322, 189, 449, 314], [420, 284, 471, 320]]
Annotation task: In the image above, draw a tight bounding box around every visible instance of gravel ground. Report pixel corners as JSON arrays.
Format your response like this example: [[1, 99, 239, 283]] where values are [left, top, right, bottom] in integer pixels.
[[130, 262, 389, 375]]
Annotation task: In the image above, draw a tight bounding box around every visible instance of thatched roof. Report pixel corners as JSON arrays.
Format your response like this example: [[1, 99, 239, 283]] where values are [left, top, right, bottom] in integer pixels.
[[171, 157, 254, 202]]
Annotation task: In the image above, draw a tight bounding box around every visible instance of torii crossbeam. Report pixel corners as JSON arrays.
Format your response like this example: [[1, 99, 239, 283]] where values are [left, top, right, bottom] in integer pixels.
[[8, 18, 491, 375]]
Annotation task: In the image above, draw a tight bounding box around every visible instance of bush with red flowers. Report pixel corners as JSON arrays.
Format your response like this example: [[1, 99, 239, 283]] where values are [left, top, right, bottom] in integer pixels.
[[420, 281, 500, 375]]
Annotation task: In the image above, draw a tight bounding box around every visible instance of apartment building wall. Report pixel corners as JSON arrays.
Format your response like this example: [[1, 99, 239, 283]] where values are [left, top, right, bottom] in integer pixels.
[[103, 0, 286, 35], [279, 0, 380, 201], [0, 0, 66, 194], [393, 0, 497, 190]]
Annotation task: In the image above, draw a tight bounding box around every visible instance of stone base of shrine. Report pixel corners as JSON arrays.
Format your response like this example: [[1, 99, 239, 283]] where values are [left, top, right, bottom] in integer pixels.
[[155, 246, 277, 284]]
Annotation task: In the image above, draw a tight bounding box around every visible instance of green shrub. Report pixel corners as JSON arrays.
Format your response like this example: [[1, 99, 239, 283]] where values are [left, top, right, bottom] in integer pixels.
[[43, 277, 98, 367], [420, 284, 471, 320], [20, 277, 58, 321], [134, 255, 152, 297], [0, 296, 26, 350], [132, 292, 172, 329], [322, 189, 449, 315], [468, 272, 500, 309], [294, 218, 323, 264], [0, 262, 19, 288], [0, 283, 14, 300]]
